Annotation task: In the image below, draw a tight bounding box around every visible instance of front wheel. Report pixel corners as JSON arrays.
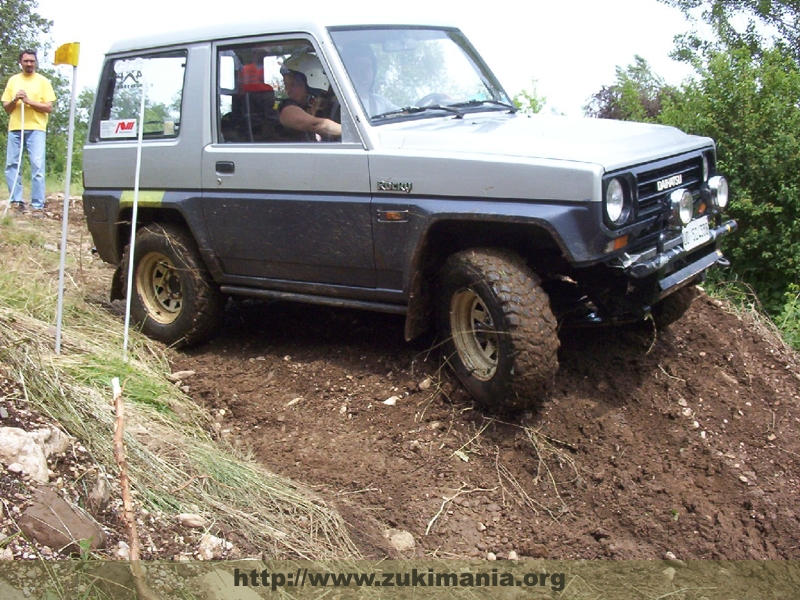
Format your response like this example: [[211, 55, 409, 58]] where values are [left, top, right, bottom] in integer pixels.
[[438, 248, 560, 412], [123, 223, 224, 347]]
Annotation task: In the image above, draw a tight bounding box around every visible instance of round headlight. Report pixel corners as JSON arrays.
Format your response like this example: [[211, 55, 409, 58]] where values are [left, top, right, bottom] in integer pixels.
[[605, 178, 626, 224], [670, 188, 694, 226], [708, 175, 729, 210]]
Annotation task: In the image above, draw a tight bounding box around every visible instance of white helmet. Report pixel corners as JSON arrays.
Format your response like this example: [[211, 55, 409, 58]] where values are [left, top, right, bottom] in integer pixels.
[[281, 53, 330, 95]]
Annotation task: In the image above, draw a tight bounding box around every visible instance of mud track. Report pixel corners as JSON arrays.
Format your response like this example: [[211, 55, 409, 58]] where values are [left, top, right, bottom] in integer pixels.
[[172, 293, 800, 560]]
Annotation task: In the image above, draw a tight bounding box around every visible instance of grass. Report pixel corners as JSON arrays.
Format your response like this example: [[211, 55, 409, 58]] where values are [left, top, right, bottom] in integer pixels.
[[702, 274, 800, 361], [0, 212, 360, 562]]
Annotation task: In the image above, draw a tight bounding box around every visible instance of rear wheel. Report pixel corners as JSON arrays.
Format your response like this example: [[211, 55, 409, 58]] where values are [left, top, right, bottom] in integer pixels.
[[438, 248, 559, 412], [123, 223, 224, 347]]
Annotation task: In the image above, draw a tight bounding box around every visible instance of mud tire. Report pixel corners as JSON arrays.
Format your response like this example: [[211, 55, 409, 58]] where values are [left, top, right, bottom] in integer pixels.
[[438, 248, 560, 412], [122, 223, 224, 347], [652, 285, 698, 330]]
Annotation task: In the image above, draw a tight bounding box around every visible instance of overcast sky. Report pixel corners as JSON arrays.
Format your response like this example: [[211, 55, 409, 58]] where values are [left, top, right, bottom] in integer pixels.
[[36, 0, 695, 116]]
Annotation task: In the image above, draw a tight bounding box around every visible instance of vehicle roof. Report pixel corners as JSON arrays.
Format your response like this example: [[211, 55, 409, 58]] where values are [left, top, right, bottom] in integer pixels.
[[106, 15, 457, 54]]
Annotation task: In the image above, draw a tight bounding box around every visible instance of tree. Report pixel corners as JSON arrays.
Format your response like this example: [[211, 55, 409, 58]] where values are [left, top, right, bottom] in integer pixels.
[[0, 0, 52, 82], [513, 79, 546, 114], [584, 55, 676, 122], [659, 42, 800, 312], [660, 0, 800, 62]]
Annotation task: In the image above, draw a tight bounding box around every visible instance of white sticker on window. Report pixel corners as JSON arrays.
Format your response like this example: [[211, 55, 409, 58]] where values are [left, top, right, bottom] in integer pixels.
[[101, 119, 138, 138]]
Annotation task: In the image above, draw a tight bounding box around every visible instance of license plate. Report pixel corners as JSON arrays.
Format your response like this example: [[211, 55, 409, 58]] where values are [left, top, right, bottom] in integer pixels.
[[682, 216, 711, 251]]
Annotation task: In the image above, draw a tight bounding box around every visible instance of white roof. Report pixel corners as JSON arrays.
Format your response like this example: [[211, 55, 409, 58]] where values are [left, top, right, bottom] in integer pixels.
[[106, 15, 456, 54]]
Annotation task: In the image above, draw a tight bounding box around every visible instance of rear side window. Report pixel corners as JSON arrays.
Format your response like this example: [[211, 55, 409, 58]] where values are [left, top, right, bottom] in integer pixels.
[[93, 52, 187, 141]]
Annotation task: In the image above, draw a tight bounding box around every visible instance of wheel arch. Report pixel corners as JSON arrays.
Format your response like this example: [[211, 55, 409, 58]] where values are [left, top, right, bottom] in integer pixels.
[[404, 218, 562, 341]]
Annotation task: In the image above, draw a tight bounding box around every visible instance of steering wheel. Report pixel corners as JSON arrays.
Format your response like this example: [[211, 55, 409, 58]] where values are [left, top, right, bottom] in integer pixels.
[[415, 93, 451, 107]]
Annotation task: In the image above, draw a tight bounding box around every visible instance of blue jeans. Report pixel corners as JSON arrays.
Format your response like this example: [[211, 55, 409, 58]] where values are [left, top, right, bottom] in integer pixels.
[[5, 130, 46, 209]]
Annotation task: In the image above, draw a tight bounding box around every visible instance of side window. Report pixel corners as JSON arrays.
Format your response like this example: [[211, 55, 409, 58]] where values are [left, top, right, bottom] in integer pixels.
[[217, 39, 340, 143], [95, 52, 186, 140]]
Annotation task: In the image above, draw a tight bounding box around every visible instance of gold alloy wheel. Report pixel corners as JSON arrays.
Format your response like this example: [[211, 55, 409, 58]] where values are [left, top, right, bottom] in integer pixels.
[[449, 287, 498, 381], [136, 252, 183, 325]]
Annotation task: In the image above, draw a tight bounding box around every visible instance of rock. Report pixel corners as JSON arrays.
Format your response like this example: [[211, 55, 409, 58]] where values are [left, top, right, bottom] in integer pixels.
[[0, 427, 50, 483], [664, 551, 687, 567], [383, 396, 399, 406], [178, 513, 208, 529], [200, 569, 264, 600], [31, 427, 72, 456], [18, 485, 106, 553], [384, 528, 415, 553], [418, 378, 432, 391], [197, 534, 229, 560], [487, 552, 497, 560], [86, 474, 110, 516], [166, 370, 196, 383], [0, 580, 26, 600], [508, 550, 519, 560], [477, 522, 487, 532], [113, 541, 131, 560]]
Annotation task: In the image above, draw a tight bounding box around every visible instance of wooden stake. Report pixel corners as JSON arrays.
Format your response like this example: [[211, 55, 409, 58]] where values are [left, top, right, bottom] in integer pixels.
[[112, 377, 160, 600]]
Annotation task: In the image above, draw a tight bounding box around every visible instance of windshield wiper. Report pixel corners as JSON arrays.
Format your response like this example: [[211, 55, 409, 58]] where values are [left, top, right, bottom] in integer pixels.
[[372, 104, 465, 120], [450, 99, 518, 113]]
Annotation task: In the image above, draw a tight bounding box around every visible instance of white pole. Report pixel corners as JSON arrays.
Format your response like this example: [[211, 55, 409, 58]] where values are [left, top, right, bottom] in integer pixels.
[[122, 65, 147, 362], [55, 64, 79, 354], [2, 104, 24, 219]]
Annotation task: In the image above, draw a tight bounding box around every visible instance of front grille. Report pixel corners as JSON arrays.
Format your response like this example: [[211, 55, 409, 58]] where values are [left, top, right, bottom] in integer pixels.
[[634, 155, 704, 223]]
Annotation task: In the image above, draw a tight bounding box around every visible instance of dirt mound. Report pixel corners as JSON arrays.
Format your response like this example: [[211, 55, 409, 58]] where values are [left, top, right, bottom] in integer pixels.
[[173, 292, 800, 560], [4, 197, 799, 561]]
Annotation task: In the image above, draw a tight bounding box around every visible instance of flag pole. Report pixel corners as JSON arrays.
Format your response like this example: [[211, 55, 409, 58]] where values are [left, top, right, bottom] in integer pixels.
[[122, 63, 147, 362], [54, 42, 80, 354]]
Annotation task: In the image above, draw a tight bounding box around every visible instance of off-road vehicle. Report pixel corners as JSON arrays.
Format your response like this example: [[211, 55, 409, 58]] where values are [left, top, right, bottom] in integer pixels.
[[83, 17, 736, 411]]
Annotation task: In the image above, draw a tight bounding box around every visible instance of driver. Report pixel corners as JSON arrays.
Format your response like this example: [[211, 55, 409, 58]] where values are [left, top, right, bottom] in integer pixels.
[[278, 53, 341, 141]]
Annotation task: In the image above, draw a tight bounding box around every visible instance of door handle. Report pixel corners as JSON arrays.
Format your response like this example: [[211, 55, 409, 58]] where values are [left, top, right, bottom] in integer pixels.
[[216, 161, 235, 174]]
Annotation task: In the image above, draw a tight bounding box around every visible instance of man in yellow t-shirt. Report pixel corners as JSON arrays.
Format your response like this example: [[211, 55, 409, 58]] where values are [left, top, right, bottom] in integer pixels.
[[2, 50, 56, 214]]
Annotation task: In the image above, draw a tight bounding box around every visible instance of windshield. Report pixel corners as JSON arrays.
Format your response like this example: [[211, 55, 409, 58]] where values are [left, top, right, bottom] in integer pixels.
[[329, 27, 514, 122]]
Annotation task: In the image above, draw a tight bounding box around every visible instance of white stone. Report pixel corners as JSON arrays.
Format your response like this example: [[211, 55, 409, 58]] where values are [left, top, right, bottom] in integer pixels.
[[197, 534, 226, 560], [0, 427, 49, 483], [114, 541, 131, 560], [29, 427, 72, 456], [178, 513, 207, 529], [384, 529, 415, 552], [166, 370, 196, 383]]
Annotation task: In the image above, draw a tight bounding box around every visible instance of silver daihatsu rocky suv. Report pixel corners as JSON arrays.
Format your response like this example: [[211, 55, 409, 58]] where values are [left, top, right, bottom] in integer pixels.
[[82, 18, 736, 411]]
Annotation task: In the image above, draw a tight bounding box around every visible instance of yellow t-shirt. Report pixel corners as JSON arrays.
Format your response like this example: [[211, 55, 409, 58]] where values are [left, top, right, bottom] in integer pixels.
[[2, 72, 56, 132]]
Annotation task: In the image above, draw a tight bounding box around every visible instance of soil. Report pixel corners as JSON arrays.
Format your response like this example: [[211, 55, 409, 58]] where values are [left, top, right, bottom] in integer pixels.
[[3, 197, 800, 563]]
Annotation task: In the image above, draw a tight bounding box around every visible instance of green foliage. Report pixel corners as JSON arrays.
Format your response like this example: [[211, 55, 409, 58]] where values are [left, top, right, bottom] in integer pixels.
[[0, 0, 52, 83], [660, 0, 800, 62], [776, 284, 800, 349], [513, 79, 546, 114], [659, 43, 800, 313], [584, 55, 677, 122]]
